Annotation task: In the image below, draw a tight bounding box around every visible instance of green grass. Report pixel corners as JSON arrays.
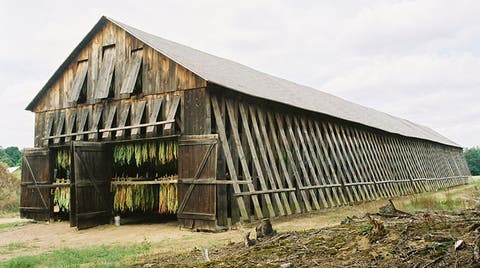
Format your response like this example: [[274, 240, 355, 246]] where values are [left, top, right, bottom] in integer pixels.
[[0, 211, 20, 219], [0, 221, 29, 232], [0, 242, 36, 255], [0, 242, 152, 268], [405, 192, 465, 212]]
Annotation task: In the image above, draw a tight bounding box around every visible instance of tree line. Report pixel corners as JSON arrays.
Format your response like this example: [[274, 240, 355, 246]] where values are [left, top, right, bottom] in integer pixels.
[[464, 147, 480, 176], [0, 147, 22, 167]]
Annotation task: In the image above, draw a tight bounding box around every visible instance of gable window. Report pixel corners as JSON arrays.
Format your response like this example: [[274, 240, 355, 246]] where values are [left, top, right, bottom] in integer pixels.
[[95, 45, 116, 100], [68, 59, 88, 103], [120, 48, 143, 96]]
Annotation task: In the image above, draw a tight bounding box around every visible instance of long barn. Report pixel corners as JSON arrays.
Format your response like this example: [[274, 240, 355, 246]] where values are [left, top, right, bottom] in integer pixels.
[[21, 16, 470, 230]]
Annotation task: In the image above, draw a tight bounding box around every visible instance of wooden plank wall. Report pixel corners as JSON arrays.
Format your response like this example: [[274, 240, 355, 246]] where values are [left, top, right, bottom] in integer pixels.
[[36, 93, 184, 147], [33, 21, 205, 113], [32, 21, 206, 146], [210, 93, 470, 224]]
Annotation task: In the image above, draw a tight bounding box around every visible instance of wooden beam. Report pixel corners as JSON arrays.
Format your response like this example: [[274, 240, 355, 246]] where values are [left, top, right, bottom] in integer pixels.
[[293, 116, 328, 208], [239, 102, 276, 217], [312, 121, 348, 205], [211, 95, 251, 221], [285, 114, 321, 210], [266, 111, 302, 214], [275, 113, 313, 212], [256, 107, 293, 215]]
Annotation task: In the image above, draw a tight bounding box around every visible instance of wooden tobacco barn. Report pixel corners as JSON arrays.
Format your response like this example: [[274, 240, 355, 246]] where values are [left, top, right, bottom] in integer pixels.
[[21, 16, 471, 230]]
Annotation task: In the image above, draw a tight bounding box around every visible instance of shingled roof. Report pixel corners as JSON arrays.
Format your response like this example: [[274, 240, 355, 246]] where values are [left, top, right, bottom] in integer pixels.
[[26, 16, 460, 148]]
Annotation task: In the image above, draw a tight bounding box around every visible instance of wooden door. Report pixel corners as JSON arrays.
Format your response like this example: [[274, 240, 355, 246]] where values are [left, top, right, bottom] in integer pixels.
[[178, 135, 217, 230], [20, 148, 52, 221], [73, 142, 112, 230]]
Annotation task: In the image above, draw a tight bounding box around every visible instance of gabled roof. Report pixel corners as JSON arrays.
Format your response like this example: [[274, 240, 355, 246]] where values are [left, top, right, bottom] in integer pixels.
[[27, 16, 460, 148]]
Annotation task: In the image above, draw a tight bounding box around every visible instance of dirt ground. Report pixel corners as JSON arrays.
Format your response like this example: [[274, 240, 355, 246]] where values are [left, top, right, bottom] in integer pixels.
[[0, 181, 478, 264]]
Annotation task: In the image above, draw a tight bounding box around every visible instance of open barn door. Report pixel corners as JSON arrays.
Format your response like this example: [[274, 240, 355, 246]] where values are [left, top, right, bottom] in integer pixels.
[[73, 142, 112, 230], [178, 135, 217, 230], [20, 148, 52, 221]]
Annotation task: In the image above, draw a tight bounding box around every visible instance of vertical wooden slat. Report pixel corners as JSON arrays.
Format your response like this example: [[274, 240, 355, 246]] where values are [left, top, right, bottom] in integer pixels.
[[382, 136, 407, 195], [248, 105, 285, 216], [366, 132, 397, 197], [293, 116, 329, 208], [223, 99, 264, 219], [331, 123, 365, 201], [300, 118, 336, 207], [115, 104, 130, 139], [239, 103, 276, 217], [284, 115, 321, 210], [312, 121, 348, 204], [342, 126, 376, 200], [53, 112, 66, 144], [387, 137, 408, 194], [338, 125, 372, 201], [322, 122, 357, 203], [211, 96, 251, 221], [266, 112, 302, 213], [275, 113, 313, 212], [352, 128, 386, 199], [257, 108, 293, 215], [307, 120, 342, 205], [64, 110, 77, 143]]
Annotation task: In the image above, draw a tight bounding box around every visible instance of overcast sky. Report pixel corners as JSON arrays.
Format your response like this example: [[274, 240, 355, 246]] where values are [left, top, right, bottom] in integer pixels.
[[0, 0, 478, 149]]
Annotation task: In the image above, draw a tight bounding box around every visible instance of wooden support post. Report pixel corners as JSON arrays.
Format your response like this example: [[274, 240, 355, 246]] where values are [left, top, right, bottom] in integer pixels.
[[338, 125, 372, 201], [275, 113, 313, 212], [323, 122, 359, 203], [352, 128, 385, 199], [342, 126, 376, 200], [211, 95, 251, 221], [293, 116, 329, 208], [300, 118, 336, 207], [266, 112, 302, 213], [312, 121, 348, 205], [307, 120, 342, 206], [256, 108, 293, 215], [284, 115, 321, 210], [239, 103, 277, 217], [365, 132, 396, 197], [247, 105, 286, 216], [223, 99, 265, 219]]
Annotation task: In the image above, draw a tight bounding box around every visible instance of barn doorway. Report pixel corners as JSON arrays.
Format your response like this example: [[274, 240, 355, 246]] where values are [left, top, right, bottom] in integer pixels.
[[110, 138, 179, 225]]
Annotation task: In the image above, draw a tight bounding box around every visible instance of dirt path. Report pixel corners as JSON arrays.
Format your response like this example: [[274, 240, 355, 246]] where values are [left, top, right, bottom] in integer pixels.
[[0, 217, 30, 224], [1, 182, 476, 261]]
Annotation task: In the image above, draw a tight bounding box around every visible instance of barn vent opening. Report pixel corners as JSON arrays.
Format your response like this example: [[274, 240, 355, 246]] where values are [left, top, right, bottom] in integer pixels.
[[111, 139, 178, 224], [52, 148, 71, 221]]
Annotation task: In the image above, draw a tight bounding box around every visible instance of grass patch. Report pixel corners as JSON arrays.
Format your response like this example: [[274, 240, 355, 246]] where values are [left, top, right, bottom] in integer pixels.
[[0, 211, 20, 219], [405, 192, 465, 212], [0, 242, 36, 255], [0, 242, 152, 268], [0, 221, 29, 232]]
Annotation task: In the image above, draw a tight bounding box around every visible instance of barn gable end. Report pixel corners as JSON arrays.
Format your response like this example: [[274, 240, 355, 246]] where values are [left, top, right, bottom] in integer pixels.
[[28, 17, 206, 113]]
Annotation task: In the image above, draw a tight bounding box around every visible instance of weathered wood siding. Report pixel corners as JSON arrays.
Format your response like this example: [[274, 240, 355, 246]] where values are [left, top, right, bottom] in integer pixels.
[[31, 21, 206, 146], [210, 88, 470, 224]]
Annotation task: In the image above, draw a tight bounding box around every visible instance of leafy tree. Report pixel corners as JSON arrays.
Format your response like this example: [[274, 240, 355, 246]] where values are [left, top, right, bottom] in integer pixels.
[[464, 147, 480, 176], [0, 146, 22, 167]]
